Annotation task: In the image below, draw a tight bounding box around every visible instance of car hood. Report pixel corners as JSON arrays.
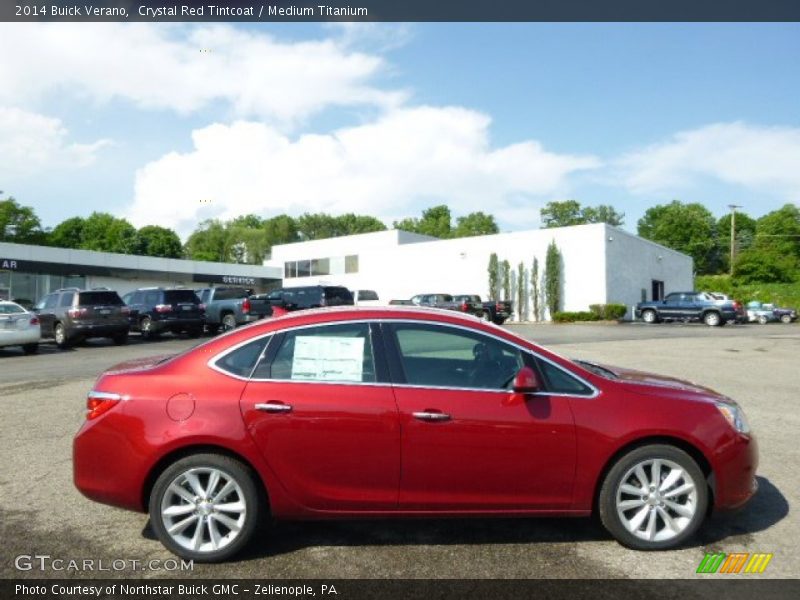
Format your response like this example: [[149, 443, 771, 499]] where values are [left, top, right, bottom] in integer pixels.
[[580, 360, 724, 398], [104, 354, 176, 375]]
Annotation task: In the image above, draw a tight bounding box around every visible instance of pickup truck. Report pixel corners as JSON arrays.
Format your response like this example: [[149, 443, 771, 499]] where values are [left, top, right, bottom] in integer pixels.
[[453, 295, 513, 325], [635, 291, 745, 327], [401, 293, 485, 318], [195, 286, 270, 333]]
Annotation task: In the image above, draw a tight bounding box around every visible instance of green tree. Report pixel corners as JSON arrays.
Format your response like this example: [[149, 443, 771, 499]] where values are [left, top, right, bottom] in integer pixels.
[[226, 214, 268, 264], [138, 225, 183, 258], [0, 198, 46, 244], [334, 213, 387, 236], [453, 212, 499, 237], [637, 200, 718, 274], [516, 262, 527, 321], [541, 200, 624, 228], [531, 256, 541, 322], [487, 253, 499, 300], [185, 219, 228, 262], [48, 217, 86, 248], [501, 259, 511, 300], [263, 214, 300, 249], [79, 212, 142, 254], [717, 211, 757, 272], [394, 205, 453, 239], [733, 248, 797, 284], [297, 213, 340, 240], [754, 204, 800, 258], [545, 240, 562, 317]]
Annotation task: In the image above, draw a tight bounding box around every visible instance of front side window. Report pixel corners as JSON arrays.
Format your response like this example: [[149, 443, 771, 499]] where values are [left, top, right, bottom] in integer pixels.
[[536, 359, 595, 396], [266, 323, 375, 383], [390, 323, 523, 390]]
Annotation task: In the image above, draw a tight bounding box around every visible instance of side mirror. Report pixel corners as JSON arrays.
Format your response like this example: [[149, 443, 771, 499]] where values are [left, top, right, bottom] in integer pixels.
[[512, 366, 540, 394]]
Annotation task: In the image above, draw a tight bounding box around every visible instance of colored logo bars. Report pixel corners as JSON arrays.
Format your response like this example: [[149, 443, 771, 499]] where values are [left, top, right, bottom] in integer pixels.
[[697, 552, 773, 574]]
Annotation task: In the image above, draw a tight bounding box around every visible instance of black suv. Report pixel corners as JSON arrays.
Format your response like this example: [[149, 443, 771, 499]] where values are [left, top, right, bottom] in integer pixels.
[[34, 288, 130, 348], [258, 285, 354, 314], [122, 288, 205, 338]]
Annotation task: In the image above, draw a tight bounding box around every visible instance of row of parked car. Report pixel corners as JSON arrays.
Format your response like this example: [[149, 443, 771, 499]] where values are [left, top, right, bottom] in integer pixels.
[[0, 284, 368, 354], [634, 290, 797, 326], [389, 293, 514, 325]]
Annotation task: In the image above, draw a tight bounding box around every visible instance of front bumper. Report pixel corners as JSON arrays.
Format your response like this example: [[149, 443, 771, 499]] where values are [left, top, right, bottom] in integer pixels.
[[712, 432, 759, 511]]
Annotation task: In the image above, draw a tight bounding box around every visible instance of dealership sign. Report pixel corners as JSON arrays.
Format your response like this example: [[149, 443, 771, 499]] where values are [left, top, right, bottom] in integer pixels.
[[1, 259, 19, 270]]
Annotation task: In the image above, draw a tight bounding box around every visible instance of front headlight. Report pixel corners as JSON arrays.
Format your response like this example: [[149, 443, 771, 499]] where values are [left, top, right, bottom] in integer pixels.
[[716, 402, 751, 435]]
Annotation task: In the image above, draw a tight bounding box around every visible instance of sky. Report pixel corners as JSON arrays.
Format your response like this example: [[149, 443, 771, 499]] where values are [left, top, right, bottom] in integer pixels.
[[1, 22, 798, 240]]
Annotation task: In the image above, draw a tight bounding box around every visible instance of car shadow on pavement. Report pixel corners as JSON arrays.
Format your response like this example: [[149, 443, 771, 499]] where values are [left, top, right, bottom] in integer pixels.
[[694, 476, 788, 546]]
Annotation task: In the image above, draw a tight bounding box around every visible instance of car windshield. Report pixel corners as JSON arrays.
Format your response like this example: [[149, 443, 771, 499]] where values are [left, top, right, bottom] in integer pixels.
[[573, 359, 619, 380], [78, 291, 123, 306]]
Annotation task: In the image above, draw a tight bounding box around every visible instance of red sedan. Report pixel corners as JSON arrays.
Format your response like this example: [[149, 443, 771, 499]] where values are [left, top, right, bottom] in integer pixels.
[[73, 307, 758, 561]]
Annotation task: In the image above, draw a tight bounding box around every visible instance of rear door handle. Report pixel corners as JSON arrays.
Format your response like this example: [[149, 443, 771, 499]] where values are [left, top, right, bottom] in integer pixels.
[[255, 401, 293, 413], [412, 411, 451, 422]]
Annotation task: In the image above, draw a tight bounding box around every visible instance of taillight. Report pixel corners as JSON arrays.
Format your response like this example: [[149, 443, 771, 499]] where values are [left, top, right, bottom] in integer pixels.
[[68, 307, 88, 318], [29, 317, 39, 325], [198, 303, 206, 313], [460, 302, 468, 312], [155, 304, 172, 313], [496, 302, 503, 311], [241, 298, 250, 314], [86, 391, 122, 420], [121, 306, 131, 315]]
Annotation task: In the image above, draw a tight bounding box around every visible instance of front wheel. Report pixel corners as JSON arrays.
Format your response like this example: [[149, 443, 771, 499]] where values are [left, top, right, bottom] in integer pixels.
[[780, 314, 792, 324], [641, 310, 657, 324], [758, 315, 768, 325], [149, 454, 262, 562], [598, 444, 708, 550], [140, 316, 158, 339], [703, 311, 722, 327]]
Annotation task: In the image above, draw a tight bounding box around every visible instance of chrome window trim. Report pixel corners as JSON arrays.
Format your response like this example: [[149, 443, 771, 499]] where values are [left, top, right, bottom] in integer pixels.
[[206, 317, 600, 398]]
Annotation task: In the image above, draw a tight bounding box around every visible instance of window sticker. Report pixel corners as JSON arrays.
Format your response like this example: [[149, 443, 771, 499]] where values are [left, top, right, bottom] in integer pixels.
[[291, 336, 366, 382]]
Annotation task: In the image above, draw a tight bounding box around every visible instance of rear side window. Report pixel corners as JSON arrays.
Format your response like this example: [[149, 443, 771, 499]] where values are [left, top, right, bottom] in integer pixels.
[[214, 337, 272, 378], [78, 291, 122, 306], [59, 292, 75, 307], [164, 290, 200, 304], [324, 287, 354, 304], [357, 290, 378, 301], [213, 288, 247, 301], [266, 323, 375, 383], [40, 294, 58, 310], [295, 288, 321, 307], [0, 303, 25, 314]]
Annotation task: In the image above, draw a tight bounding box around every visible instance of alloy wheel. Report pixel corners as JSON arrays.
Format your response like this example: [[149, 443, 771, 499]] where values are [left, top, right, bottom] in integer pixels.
[[160, 467, 247, 554], [615, 458, 698, 543]]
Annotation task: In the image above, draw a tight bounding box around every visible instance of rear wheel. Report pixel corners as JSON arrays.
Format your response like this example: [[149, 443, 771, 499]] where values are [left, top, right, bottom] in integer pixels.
[[149, 453, 262, 562], [221, 313, 237, 332], [54, 323, 71, 349], [140, 316, 157, 339], [598, 444, 707, 550], [22, 343, 39, 355]]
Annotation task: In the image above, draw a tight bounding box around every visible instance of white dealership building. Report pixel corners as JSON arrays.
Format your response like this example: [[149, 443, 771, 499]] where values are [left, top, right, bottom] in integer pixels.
[[266, 223, 693, 320]]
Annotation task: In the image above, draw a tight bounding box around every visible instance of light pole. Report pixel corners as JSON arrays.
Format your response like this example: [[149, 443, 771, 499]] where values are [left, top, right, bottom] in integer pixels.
[[728, 204, 742, 276]]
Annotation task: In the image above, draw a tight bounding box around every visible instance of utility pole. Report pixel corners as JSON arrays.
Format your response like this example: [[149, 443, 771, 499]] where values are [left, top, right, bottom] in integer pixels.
[[728, 204, 742, 276]]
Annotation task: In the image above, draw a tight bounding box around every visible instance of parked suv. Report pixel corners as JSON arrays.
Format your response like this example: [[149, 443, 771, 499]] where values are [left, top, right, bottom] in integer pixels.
[[635, 291, 745, 326], [257, 285, 354, 314], [34, 288, 129, 348], [122, 288, 204, 338]]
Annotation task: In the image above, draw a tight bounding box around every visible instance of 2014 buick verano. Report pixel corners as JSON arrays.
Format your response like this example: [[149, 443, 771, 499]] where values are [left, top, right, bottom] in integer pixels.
[[73, 307, 758, 562]]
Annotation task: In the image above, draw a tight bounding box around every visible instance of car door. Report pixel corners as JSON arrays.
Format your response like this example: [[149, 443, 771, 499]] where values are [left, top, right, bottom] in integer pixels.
[[34, 293, 59, 338], [239, 321, 400, 511], [384, 321, 578, 510], [660, 293, 683, 319]]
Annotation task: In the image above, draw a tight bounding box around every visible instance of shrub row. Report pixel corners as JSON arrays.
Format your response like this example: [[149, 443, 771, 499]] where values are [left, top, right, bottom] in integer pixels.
[[552, 311, 600, 323], [588, 303, 628, 320]]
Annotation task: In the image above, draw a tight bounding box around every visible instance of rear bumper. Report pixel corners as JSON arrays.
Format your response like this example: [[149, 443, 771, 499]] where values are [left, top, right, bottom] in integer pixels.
[[69, 322, 128, 337], [151, 317, 204, 331]]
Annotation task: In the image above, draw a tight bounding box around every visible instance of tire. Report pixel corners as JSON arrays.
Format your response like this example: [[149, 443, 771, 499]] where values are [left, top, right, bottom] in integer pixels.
[[112, 332, 129, 345], [140, 316, 157, 339], [757, 315, 768, 325], [598, 444, 708, 550], [206, 324, 220, 336], [641, 310, 657, 324], [481, 311, 493, 323], [22, 343, 39, 355], [188, 327, 203, 338], [221, 313, 237, 332], [703, 311, 721, 327], [54, 323, 71, 349], [780, 314, 792, 324], [149, 453, 263, 563]]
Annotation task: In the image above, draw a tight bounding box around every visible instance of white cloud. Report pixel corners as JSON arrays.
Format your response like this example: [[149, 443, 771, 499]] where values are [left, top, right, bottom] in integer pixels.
[[0, 107, 109, 179], [128, 106, 599, 237], [0, 23, 405, 127], [617, 122, 800, 199]]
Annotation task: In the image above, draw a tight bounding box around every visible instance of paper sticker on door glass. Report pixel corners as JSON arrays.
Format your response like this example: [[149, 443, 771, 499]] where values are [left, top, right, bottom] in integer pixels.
[[291, 336, 366, 381]]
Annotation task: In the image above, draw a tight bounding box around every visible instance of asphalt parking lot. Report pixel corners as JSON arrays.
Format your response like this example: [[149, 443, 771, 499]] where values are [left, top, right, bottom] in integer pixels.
[[1, 322, 797, 579]]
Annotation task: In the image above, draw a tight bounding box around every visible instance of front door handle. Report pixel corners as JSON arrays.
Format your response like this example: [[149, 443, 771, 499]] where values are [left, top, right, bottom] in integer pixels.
[[412, 411, 451, 422], [255, 401, 293, 413]]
